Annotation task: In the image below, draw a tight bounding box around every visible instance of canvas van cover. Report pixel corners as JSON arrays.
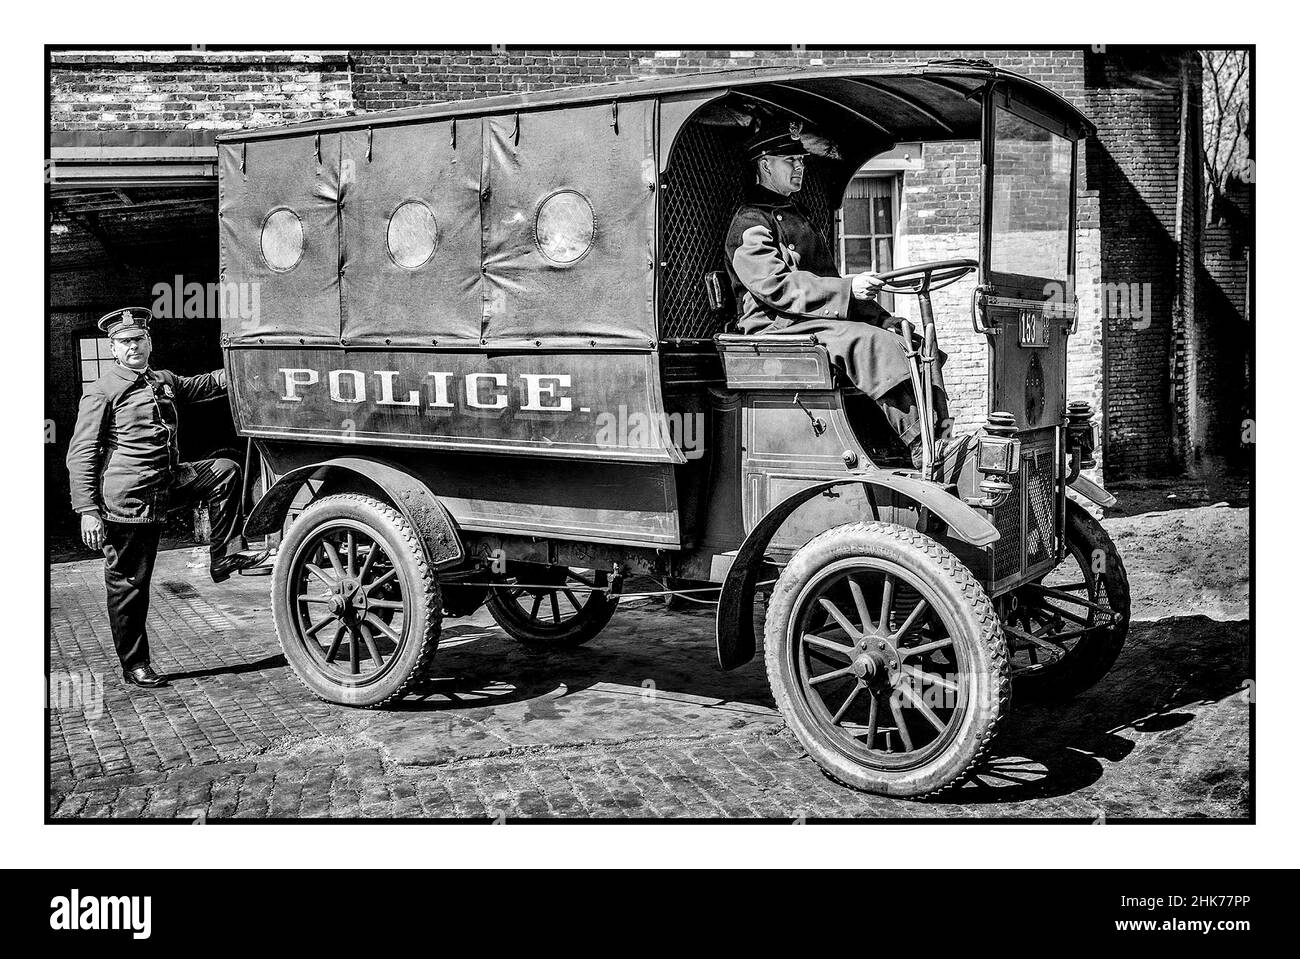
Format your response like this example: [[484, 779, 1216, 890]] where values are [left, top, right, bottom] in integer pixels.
[[217, 62, 1091, 350]]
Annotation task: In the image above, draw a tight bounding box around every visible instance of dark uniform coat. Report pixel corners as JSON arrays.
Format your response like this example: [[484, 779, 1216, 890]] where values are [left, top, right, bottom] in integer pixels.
[[67, 364, 228, 523], [724, 185, 943, 402]]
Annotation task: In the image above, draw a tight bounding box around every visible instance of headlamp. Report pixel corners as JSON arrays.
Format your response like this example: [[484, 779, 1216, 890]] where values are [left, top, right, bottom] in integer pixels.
[[977, 411, 1021, 478], [977, 435, 1020, 476]]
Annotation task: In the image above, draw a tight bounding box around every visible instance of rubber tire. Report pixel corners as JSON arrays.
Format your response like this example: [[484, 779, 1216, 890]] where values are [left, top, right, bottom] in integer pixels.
[[1013, 499, 1131, 702], [765, 521, 1010, 798], [272, 493, 441, 708], [486, 565, 619, 649]]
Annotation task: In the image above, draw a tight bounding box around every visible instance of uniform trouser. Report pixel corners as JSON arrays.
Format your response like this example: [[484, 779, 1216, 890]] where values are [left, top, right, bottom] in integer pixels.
[[102, 458, 246, 671], [769, 318, 949, 448], [103, 521, 163, 671], [169, 457, 247, 560], [877, 381, 952, 447]]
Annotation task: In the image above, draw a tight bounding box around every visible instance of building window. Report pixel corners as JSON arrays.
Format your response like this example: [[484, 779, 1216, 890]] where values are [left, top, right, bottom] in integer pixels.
[[78, 335, 113, 392], [838, 174, 899, 311]]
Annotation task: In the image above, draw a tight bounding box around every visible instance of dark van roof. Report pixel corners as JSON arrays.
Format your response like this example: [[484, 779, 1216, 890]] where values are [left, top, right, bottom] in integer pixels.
[[217, 60, 1094, 144]]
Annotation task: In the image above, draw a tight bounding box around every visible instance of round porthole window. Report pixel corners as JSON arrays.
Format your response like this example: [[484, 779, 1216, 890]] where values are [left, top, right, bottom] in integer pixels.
[[534, 190, 595, 264], [386, 200, 439, 270], [261, 208, 304, 273]]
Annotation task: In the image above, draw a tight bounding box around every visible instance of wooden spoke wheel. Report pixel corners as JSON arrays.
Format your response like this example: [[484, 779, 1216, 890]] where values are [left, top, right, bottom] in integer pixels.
[[765, 522, 1009, 798], [272, 494, 441, 707], [486, 564, 619, 648], [1006, 499, 1131, 701]]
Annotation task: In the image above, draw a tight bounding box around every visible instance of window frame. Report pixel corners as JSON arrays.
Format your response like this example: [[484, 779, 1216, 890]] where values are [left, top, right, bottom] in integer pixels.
[[836, 172, 901, 311], [979, 88, 1081, 298], [77, 334, 114, 393]]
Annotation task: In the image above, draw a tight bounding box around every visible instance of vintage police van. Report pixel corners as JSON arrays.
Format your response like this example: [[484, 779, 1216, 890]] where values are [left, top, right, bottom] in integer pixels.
[[218, 61, 1128, 797]]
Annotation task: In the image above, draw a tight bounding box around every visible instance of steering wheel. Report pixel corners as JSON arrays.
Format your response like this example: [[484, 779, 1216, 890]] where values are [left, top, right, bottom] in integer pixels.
[[870, 258, 978, 295]]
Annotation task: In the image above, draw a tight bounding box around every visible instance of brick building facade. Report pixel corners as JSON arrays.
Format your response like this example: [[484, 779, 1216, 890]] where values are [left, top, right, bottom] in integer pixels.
[[46, 46, 1251, 531]]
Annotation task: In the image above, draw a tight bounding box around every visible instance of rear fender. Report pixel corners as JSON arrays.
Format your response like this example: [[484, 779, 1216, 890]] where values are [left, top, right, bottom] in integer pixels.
[[714, 471, 1000, 670], [243, 456, 466, 571]]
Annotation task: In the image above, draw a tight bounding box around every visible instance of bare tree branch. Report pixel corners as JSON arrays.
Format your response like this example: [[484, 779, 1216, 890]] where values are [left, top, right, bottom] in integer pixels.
[[1201, 49, 1251, 222]]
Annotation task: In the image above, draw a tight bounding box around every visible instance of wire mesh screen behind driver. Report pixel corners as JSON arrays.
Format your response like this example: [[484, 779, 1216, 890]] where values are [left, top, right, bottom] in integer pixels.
[[659, 121, 840, 341]]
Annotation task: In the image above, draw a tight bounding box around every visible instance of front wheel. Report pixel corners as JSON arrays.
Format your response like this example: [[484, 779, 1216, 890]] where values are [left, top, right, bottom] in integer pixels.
[[1006, 499, 1131, 701], [765, 522, 1010, 798], [272, 493, 441, 707]]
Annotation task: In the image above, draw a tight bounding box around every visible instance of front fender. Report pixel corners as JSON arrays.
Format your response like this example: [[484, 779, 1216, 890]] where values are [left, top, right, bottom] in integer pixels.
[[1068, 473, 1118, 508], [244, 455, 466, 571], [714, 471, 999, 670]]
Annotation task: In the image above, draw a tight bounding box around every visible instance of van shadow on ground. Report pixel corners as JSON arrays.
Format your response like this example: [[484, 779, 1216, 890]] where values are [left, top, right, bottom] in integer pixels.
[[945, 613, 1251, 810], [397, 600, 772, 712], [386, 600, 1249, 809]]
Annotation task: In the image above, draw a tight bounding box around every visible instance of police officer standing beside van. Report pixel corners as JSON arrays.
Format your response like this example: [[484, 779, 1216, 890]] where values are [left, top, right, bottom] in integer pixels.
[[67, 308, 268, 689]]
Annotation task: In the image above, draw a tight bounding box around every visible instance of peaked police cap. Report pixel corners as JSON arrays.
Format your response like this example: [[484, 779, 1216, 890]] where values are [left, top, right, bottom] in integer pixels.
[[745, 120, 810, 161], [97, 307, 154, 339]]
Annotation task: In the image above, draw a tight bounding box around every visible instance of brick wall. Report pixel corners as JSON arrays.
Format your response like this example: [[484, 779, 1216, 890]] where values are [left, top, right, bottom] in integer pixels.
[[350, 48, 1086, 111], [1194, 177, 1253, 468], [1084, 49, 1190, 478], [49, 50, 354, 131], [902, 141, 982, 233]]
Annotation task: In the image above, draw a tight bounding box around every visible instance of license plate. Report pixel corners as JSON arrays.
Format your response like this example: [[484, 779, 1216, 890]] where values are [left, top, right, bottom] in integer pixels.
[[1018, 308, 1050, 348]]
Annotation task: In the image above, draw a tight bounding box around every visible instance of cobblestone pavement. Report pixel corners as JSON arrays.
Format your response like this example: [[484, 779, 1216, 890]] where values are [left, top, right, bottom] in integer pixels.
[[48, 506, 1251, 820]]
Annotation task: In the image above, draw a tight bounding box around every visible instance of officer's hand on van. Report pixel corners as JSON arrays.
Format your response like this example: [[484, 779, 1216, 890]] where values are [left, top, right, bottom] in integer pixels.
[[851, 272, 886, 301], [81, 511, 106, 551]]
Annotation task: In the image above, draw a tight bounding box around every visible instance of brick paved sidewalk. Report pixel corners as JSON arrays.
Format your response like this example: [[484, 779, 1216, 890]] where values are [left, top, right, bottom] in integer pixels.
[[48, 509, 1252, 820]]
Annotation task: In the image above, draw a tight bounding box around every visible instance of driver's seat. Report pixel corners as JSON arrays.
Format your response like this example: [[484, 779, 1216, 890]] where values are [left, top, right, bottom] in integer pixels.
[[712, 331, 913, 468]]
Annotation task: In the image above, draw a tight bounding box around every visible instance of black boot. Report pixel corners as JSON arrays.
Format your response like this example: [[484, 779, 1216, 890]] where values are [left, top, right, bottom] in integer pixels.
[[210, 547, 271, 584], [123, 664, 168, 688]]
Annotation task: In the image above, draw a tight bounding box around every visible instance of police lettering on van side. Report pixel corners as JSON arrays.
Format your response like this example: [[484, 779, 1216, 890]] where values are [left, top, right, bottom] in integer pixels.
[[278, 368, 573, 412]]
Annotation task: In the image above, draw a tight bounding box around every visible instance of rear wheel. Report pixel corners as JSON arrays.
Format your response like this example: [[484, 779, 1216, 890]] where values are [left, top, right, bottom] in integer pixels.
[[1006, 499, 1130, 701], [272, 493, 441, 707], [765, 522, 1009, 798], [486, 563, 619, 648]]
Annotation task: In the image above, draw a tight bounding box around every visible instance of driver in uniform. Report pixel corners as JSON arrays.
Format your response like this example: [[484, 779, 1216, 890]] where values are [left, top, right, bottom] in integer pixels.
[[724, 121, 962, 469]]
